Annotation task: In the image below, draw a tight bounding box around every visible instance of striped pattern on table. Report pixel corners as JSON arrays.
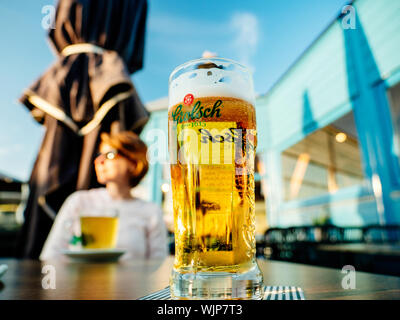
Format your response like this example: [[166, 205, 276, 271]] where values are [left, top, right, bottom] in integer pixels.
[[138, 286, 305, 300], [263, 286, 305, 300], [139, 287, 171, 300]]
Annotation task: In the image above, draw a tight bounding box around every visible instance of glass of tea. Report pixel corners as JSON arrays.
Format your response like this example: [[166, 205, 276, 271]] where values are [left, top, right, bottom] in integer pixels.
[[79, 208, 119, 249]]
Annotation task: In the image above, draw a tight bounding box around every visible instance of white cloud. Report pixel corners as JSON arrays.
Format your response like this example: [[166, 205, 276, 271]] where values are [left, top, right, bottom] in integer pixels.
[[230, 12, 259, 70]]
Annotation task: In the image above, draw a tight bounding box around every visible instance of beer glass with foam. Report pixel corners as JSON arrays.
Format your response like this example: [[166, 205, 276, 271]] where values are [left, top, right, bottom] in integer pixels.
[[168, 58, 264, 299]]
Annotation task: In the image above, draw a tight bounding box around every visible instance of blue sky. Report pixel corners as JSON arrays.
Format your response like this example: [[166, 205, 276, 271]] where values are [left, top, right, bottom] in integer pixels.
[[0, 0, 348, 181]]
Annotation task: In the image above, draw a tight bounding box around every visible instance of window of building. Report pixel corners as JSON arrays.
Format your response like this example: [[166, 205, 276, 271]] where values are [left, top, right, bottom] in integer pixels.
[[281, 111, 364, 202], [388, 82, 400, 163]]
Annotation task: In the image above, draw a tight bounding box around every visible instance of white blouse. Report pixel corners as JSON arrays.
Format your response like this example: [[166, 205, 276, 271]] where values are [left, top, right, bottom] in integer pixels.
[[40, 188, 168, 261]]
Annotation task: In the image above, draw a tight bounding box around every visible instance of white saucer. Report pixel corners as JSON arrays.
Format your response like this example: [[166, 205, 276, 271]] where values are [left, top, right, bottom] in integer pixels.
[[62, 248, 126, 262]]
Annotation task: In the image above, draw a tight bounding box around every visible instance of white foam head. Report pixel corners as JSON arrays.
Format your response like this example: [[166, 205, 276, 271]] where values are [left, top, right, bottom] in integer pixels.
[[168, 58, 255, 108]]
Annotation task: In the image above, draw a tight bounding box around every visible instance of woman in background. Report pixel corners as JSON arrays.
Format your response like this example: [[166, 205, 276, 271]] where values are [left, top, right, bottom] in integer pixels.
[[40, 131, 168, 260]]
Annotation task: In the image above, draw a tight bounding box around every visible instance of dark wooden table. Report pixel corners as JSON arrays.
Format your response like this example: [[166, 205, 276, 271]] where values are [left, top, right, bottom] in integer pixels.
[[1, 256, 400, 299]]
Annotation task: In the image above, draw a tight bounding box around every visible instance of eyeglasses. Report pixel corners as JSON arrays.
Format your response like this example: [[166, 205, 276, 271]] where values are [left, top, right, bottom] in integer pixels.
[[95, 149, 118, 161]]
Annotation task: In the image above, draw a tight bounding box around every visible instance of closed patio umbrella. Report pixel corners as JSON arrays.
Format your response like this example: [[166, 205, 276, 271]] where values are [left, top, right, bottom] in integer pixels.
[[16, 0, 149, 258]]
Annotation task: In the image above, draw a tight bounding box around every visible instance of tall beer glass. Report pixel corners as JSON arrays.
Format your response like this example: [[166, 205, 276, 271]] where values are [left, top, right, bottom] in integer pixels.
[[168, 58, 264, 299]]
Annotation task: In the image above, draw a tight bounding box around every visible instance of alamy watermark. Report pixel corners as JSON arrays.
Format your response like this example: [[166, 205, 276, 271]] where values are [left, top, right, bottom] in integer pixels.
[[341, 5, 356, 30], [341, 265, 356, 289], [145, 126, 256, 175], [41, 5, 56, 30], [41, 264, 56, 289]]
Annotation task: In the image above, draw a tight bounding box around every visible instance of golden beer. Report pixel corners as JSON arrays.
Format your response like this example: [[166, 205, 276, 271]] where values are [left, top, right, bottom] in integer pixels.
[[168, 58, 263, 299], [169, 96, 256, 272]]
